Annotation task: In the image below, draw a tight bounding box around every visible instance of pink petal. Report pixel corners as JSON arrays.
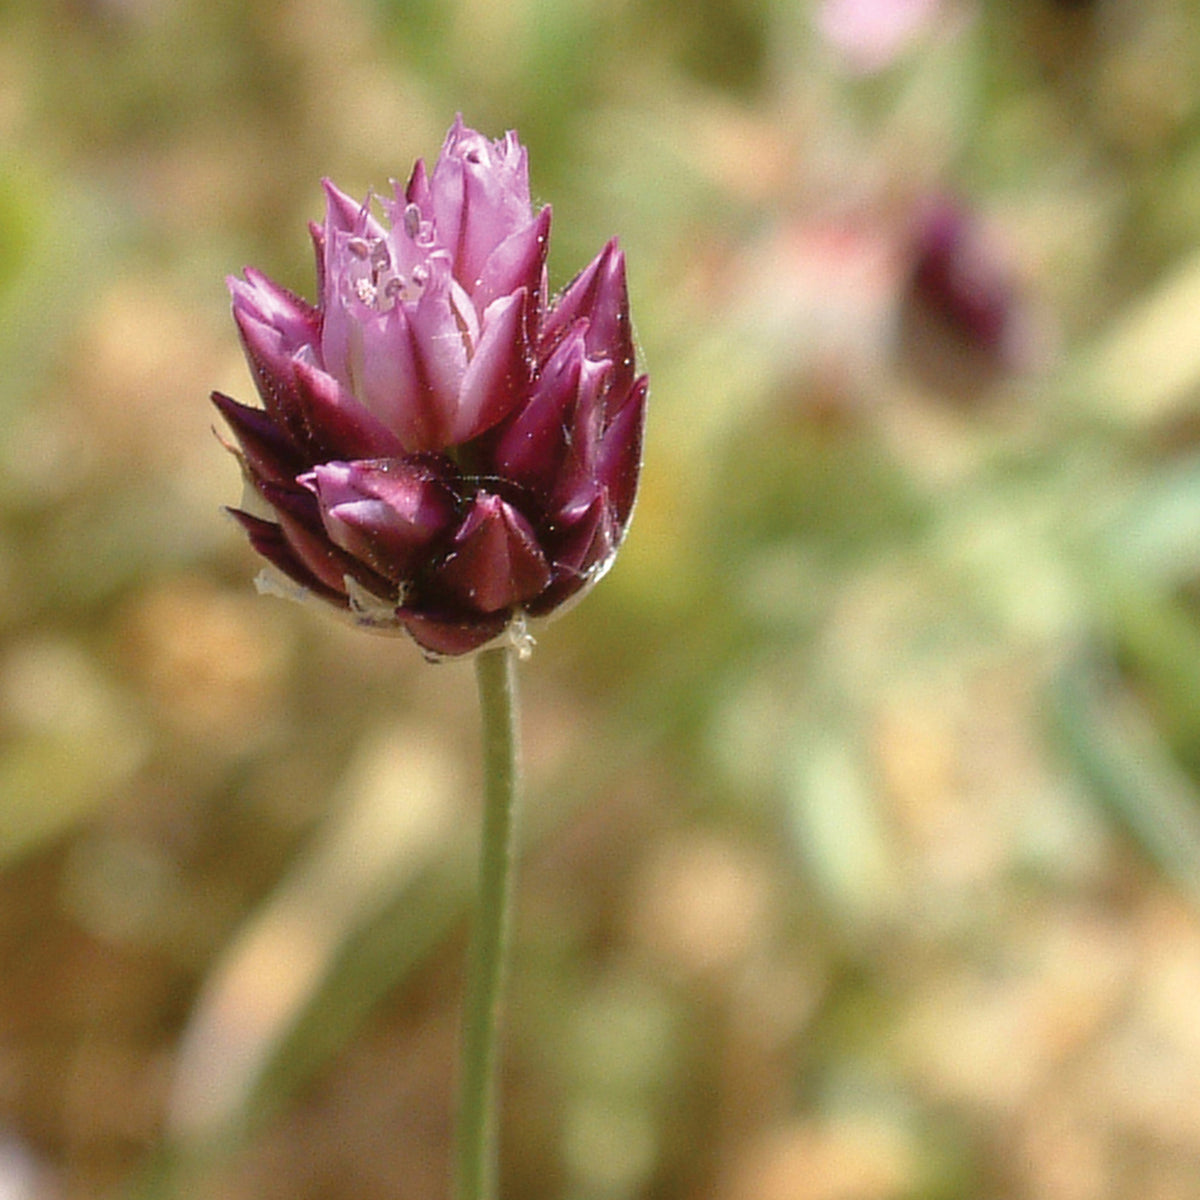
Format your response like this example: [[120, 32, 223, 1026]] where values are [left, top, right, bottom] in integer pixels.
[[320, 179, 384, 281], [309, 221, 326, 297], [303, 459, 457, 581], [231, 307, 314, 446], [318, 181, 387, 362], [404, 257, 468, 443], [352, 302, 432, 450], [430, 118, 534, 289], [472, 206, 550, 311], [450, 289, 530, 444], [229, 269, 319, 352], [290, 352, 407, 459], [404, 158, 432, 212], [428, 149, 465, 280]]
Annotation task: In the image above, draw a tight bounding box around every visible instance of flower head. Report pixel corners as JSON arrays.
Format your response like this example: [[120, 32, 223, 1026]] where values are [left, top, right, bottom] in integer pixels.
[[216, 118, 647, 657]]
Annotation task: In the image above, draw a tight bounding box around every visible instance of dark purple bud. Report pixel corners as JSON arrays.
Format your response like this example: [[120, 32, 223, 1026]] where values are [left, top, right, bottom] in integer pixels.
[[909, 198, 1014, 353], [527, 491, 617, 616], [493, 324, 605, 496], [398, 609, 511, 659], [594, 374, 649, 529], [431, 494, 551, 614], [227, 508, 347, 604], [542, 240, 637, 406], [255, 481, 387, 599], [212, 390, 307, 487]]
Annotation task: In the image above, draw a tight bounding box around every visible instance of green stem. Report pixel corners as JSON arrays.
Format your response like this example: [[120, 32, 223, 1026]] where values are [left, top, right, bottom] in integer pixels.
[[456, 644, 520, 1200]]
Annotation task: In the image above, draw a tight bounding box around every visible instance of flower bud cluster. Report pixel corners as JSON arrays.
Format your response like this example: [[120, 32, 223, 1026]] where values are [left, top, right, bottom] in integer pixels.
[[216, 118, 647, 657]]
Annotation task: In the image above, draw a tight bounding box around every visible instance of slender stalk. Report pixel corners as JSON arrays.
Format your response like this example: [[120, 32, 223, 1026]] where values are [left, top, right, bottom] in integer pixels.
[[456, 644, 520, 1200]]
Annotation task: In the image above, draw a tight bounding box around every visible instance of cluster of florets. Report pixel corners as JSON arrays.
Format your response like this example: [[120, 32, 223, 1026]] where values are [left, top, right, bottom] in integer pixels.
[[215, 118, 646, 657]]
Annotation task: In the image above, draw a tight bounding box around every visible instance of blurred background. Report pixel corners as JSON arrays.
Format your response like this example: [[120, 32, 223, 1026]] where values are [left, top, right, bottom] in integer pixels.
[[4, 0, 1200, 1196]]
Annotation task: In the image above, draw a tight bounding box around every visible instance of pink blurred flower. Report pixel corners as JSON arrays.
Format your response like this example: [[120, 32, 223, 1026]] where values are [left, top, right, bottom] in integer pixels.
[[215, 117, 647, 658], [816, 0, 943, 73]]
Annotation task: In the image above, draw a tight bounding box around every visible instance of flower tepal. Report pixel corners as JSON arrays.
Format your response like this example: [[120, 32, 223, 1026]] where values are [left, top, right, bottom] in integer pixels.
[[215, 118, 647, 657]]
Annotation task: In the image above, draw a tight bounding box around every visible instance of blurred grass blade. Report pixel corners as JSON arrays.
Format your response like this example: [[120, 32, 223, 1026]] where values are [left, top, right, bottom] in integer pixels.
[[1109, 456, 1200, 586], [1052, 649, 1200, 909], [0, 639, 147, 865], [0, 732, 143, 864], [787, 724, 898, 932], [1073, 250, 1200, 427], [165, 722, 468, 1150], [1104, 583, 1200, 752]]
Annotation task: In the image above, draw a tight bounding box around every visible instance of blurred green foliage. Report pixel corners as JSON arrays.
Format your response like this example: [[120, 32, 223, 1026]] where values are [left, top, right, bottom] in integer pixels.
[[4, 1, 1200, 1198]]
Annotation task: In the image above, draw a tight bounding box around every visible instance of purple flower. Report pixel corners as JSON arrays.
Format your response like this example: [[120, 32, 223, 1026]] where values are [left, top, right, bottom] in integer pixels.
[[215, 118, 647, 658], [908, 197, 1016, 355]]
